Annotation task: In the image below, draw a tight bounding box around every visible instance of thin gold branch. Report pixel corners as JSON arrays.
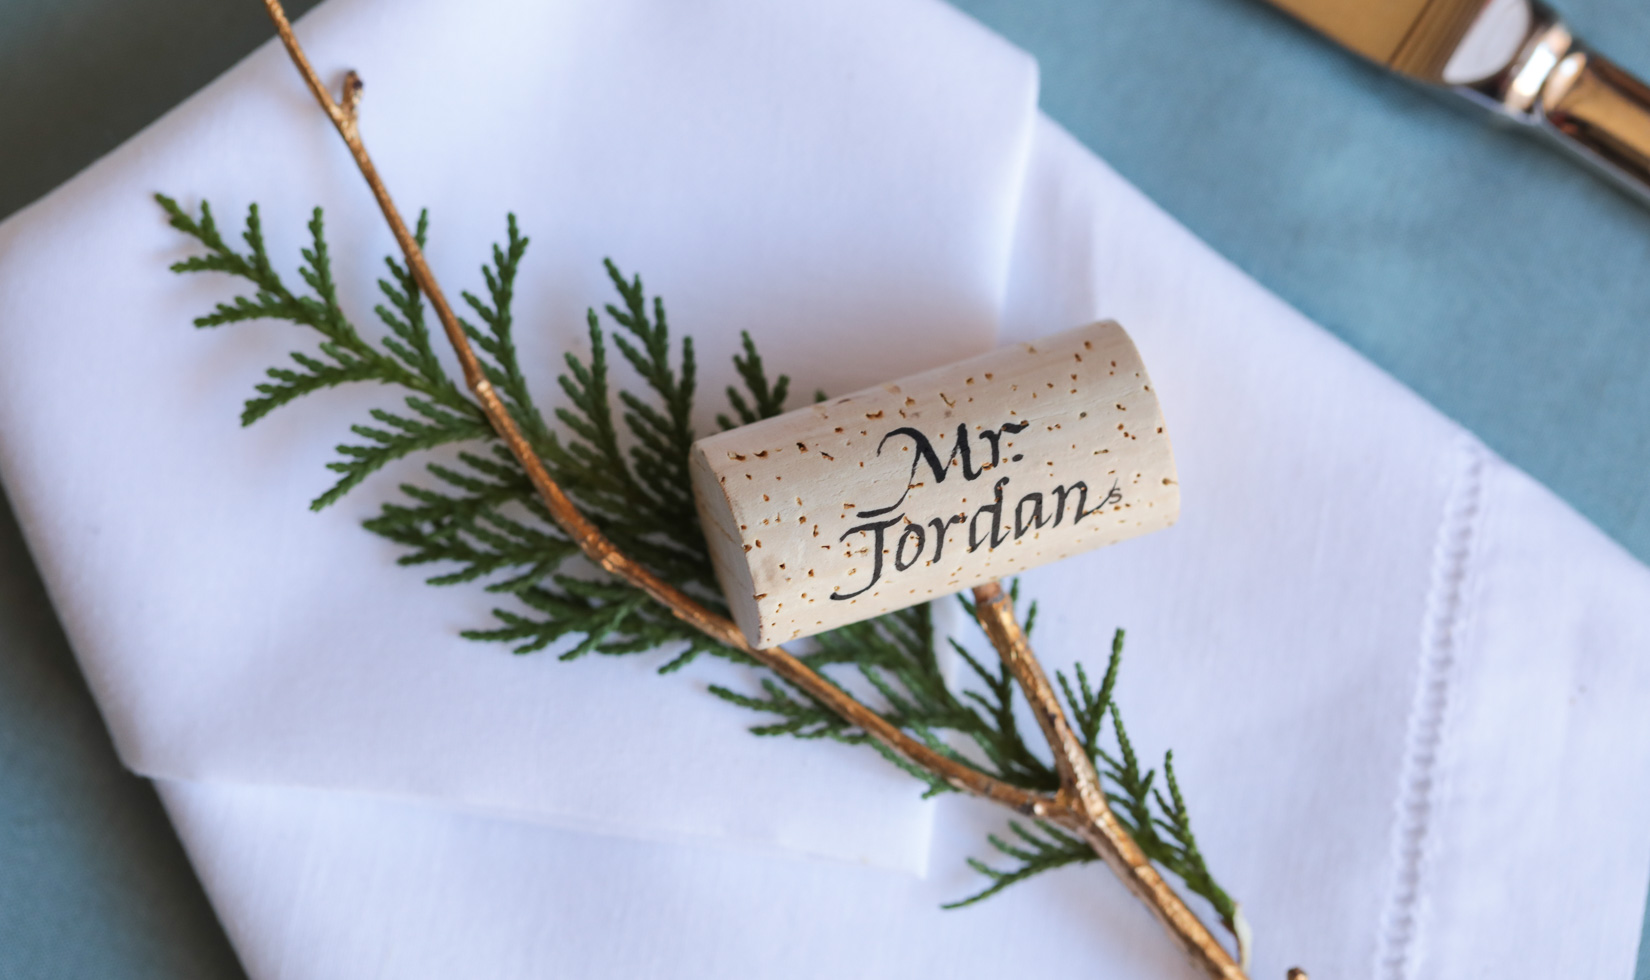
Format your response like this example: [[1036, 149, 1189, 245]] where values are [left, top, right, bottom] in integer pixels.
[[256, 0, 1045, 829], [255, 3, 1269, 977], [972, 582, 1246, 977], [971, 582, 1107, 813]]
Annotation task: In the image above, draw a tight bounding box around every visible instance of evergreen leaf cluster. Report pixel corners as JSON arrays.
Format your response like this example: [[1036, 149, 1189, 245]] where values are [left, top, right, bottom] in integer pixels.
[[158, 195, 1233, 919]]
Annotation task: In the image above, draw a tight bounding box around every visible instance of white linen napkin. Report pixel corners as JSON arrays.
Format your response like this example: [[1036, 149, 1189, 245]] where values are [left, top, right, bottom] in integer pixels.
[[144, 114, 1650, 980], [4, 0, 1650, 978]]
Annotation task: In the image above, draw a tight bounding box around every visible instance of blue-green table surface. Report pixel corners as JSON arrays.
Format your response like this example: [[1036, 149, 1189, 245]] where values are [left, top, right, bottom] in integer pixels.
[[1, 0, 1647, 976]]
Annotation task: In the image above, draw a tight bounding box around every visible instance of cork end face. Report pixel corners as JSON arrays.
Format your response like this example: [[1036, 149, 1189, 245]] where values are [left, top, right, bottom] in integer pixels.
[[689, 443, 764, 649]]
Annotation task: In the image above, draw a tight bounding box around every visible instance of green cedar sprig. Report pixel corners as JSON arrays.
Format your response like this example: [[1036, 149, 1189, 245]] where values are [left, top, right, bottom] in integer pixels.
[[156, 194, 1233, 920]]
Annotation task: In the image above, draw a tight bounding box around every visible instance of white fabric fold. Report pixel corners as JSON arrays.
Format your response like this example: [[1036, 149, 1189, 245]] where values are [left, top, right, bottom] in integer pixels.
[[0, 0, 1038, 872], [3, 0, 1649, 977]]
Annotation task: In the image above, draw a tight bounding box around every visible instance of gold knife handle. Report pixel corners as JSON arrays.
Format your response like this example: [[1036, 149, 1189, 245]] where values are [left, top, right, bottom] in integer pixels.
[[1453, 4, 1650, 204], [1540, 49, 1650, 197]]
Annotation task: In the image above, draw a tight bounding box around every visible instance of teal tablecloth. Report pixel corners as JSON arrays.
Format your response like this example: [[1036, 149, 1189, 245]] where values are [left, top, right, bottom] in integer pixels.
[[1, 0, 1647, 975]]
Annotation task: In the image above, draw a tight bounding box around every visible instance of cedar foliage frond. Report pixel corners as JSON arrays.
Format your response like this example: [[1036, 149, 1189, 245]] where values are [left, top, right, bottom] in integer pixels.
[[158, 195, 488, 509], [943, 820, 1091, 909], [159, 195, 1233, 919]]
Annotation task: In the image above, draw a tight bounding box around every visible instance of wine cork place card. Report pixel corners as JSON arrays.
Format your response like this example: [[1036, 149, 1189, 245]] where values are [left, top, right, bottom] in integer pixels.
[[689, 320, 1179, 648]]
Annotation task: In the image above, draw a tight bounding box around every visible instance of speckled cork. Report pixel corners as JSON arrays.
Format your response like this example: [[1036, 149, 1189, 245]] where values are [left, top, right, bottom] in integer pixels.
[[690, 320, 1179, 648]]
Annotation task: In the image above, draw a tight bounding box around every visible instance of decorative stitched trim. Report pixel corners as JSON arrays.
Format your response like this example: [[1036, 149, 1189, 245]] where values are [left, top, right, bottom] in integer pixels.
[[1375, 440, 1486, 980]]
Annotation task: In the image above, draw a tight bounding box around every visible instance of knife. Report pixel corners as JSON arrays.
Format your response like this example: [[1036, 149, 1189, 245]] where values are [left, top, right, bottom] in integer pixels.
[[1259, 0, 1650, 201]]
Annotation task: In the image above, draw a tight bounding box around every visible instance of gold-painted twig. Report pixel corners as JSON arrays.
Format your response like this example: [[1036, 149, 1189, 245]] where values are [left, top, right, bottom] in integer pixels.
[[972, 582, 1246, 979], [256, 0, 1046, 825], [255, 3, 1277, 976]]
